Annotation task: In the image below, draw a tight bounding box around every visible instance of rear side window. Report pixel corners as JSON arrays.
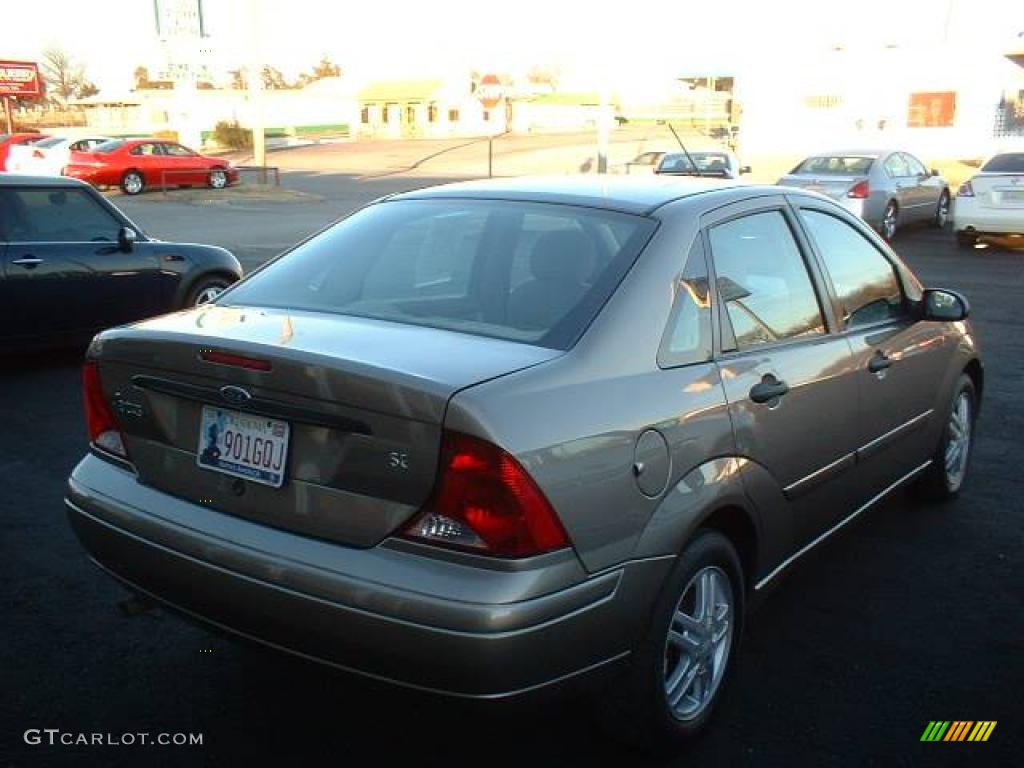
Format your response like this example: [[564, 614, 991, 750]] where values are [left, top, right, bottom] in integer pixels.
[[799, 210, 905, 328], [709, 211, 825, 351], [981, 153, 1024, 173], [883, 154, 910, 177], [224, 199, 657, 349], [659, 238, 713, 367]]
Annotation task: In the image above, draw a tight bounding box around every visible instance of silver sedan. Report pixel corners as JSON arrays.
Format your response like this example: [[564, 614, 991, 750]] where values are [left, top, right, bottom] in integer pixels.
[[778, 149, 950, 240]]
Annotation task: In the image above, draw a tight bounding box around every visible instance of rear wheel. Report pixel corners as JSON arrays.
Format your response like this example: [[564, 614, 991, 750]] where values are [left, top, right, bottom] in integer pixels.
[[121, 170, 144, 195], [931, 191, 950, 228], [880, 201, 898, 241], [956, 231, 978, 249], [916, 374, 976, 501], [209, 168, 228, 189], [596, 530, 744, 752]]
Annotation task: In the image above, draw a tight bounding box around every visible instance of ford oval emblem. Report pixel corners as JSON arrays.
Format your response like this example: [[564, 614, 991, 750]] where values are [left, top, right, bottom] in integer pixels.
[[219, 385, 252, 405]]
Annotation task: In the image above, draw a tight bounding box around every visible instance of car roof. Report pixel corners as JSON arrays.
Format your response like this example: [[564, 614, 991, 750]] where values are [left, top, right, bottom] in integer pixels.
[[0, 173, 95, 189], [805, 149, 896, 158], [387, 175, 753, 215]]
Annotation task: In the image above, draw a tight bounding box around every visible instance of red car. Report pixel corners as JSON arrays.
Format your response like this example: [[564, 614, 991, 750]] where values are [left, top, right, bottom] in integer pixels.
[[64, 138, 239, 195], [0, 132, 45, 171]]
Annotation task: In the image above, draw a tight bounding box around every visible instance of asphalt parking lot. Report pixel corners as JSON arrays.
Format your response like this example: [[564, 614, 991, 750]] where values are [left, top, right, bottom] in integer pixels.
[[1, 173, 1021, 767]]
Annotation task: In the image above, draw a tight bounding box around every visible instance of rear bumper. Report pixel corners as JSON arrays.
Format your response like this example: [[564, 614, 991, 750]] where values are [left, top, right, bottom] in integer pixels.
[[952, 199, 1024, 235], [66, 453, 669, 698]]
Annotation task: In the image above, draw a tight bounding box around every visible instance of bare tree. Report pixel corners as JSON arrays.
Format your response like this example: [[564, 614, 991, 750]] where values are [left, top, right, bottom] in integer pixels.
[[261, 65, 290, 90], [40, 46, 85, 103]]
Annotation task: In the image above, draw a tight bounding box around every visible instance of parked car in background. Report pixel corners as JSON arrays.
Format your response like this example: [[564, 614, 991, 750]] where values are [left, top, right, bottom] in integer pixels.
[[624, 150, 668, 174], [5, 135, 113, 176], [67, 177, 981, 750], [64, 138, 239, 195], [952, 151, 1024, 247], [655, 150, 750, 179], [0, 132, 44, 171], [0, 174, 242, 350], [777, 150, 950, 241]]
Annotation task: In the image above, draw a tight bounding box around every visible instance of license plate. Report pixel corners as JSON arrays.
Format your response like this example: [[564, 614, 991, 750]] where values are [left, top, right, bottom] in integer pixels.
[[998, 188, 1024, 202], [196, 405, 290, 487]]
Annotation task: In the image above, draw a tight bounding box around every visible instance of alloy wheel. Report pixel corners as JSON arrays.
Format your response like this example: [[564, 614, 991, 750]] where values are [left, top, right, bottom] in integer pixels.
[[944, 391, 972, 491], [935, 194, 949, 228], [195, 283, 227, 305], [210, 170, 228, 189], [663, 566, 734, 721], [882, 204, 897, 240]]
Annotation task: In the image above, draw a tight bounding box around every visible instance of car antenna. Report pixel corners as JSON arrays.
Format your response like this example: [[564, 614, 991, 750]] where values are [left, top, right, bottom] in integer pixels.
[[667, 122, 702, 177]]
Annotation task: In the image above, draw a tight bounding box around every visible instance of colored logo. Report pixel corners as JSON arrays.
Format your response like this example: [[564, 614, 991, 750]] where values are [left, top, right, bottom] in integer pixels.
[[921, 721, 996, 742]]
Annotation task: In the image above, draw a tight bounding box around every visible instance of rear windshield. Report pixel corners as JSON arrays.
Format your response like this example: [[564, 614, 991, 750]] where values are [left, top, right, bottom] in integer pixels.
[[92, 139, 125, 154], [658, 152, 731, 174], [34, 137, 65, 149], [793, 156, 874, 175], [223, 199, 657, 349], [981, 153, 1024, 173]]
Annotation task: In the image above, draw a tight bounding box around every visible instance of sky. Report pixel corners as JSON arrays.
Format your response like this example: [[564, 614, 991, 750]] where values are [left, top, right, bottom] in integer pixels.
[[2, 0, 1021, 93]]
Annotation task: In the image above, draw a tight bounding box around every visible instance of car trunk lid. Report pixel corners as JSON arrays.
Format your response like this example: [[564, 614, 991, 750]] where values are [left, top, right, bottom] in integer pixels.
[[778, 174, 867, 201], [92, 304, 560, 547], [968, 173, 1024, 209]]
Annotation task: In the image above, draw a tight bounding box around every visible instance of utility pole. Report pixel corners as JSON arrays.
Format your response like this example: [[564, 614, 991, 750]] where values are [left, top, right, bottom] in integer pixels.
[[597, 84, 610, 173], [247, 0, 266, 170]]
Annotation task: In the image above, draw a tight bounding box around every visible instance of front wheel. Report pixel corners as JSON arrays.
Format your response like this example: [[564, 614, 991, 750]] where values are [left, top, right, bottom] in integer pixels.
[[186, 275, 233, 306], [209, 168, 228, 189], [595, 530, 744, 752], [931, 191, 950, 228], [916, 374, 976, 501]]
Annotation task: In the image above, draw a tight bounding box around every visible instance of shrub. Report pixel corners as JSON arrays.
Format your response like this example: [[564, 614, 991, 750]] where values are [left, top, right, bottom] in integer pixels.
[[212, 120, 252, 149]]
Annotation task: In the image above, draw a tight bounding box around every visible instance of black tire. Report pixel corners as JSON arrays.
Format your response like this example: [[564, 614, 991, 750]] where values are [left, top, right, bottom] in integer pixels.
[[185, 274, 233, 307], [931, 191, 950, 228], [880, 201, 898, 241], [121, 170, 144, 195], [595, 530, 744, 753], [956, 231, 978, 249], [916, 373, 976, 502]]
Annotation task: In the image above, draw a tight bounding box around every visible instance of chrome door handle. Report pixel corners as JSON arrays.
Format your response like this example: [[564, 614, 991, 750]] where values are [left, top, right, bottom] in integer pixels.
[[11, 257, 44, 267]]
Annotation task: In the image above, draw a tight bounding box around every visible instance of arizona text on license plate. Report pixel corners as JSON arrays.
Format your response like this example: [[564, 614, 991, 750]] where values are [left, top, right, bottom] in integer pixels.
[[196, 406, 290, 487]]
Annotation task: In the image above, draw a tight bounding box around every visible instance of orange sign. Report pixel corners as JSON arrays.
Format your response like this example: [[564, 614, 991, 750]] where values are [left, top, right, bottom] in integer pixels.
[[908, 92, 956, 128]]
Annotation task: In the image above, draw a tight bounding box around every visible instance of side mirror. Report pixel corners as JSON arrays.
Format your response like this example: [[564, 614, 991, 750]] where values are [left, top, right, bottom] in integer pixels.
[[921, 288, 968, 321], [118, 226, 137, 253], [739, 165, 752, 175], [930, 168, 940, 177]]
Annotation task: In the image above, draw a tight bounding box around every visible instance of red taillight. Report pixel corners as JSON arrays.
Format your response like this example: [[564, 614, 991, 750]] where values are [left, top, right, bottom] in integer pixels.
[[403, 431, 570, 558], [198, 349, 272, 371], [957, 180, 975, 197], [847, 180, 870, 199], [82, 361, 128, 458]]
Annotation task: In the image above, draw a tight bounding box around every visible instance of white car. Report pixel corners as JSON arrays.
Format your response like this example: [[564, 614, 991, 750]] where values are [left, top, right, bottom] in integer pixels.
[[5, 135, 112, 176], [953, 151, 1024, 247]]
